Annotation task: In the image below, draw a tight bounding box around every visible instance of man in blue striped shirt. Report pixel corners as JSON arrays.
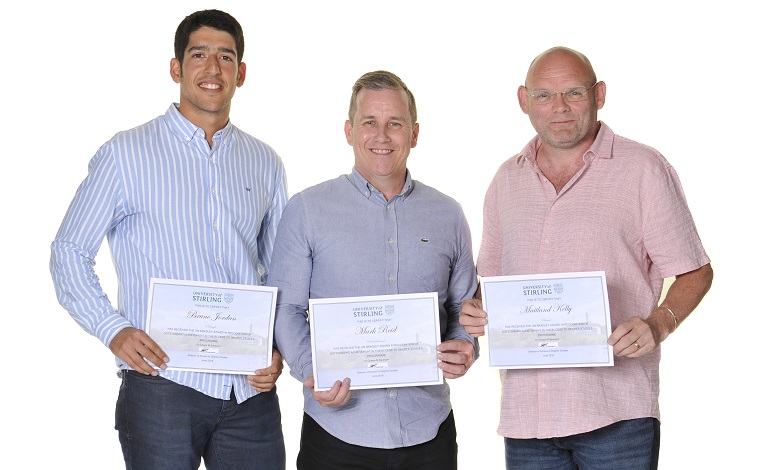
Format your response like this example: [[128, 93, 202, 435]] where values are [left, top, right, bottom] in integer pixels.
[[270, 70, 478, 469], [50, 9, 287, 469]]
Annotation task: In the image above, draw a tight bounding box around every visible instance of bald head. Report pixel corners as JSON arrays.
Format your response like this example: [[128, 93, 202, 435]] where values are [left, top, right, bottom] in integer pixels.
[[525, 47, 597, 89]]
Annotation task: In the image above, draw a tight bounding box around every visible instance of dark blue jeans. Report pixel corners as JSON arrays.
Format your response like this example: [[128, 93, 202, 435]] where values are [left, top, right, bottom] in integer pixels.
[[115, 371, 285, 470], [505, 418, 660, 470]]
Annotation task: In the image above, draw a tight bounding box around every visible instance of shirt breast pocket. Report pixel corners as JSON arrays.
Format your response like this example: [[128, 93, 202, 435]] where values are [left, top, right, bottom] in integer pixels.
[[404, 237, 452, 294]]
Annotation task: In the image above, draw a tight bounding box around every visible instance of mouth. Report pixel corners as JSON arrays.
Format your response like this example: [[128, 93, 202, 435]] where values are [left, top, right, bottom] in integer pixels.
[[371, 149, 393, 155], [199, 82, 222, 90]]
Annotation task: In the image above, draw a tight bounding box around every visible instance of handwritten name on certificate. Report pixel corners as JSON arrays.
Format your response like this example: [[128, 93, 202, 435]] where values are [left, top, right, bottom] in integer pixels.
[[308, 293, 443, 391], [481, 272, 613, 369], [146, 278, 277, 375]]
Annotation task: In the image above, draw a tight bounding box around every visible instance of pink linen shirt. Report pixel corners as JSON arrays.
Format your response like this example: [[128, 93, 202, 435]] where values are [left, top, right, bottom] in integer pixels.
[[478, 122, 710, 439]]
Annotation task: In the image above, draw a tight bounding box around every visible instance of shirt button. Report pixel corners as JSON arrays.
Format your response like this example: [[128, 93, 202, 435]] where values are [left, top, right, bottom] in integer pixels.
[[388, 389, 397, 398], [388, 239, 394, 245], [212, 222, 218, 230], [215, 256, 222, 263], [211, 187, 217, 195], [386, 205, 391, 211], [388, 275, 395, 282]]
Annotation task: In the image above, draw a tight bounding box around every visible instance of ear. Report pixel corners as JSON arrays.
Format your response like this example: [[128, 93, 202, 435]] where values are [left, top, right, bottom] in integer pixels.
[[410, 123, 420, 149], [517, 85, 529, 114], [344, 120, 353, 145], [594, 81, 606, 110], [170, 58, 181, 84], [236, 62, 247, 87]]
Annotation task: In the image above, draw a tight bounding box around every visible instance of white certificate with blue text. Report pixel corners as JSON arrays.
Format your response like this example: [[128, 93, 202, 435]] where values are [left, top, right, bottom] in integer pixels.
[[145, 278, 276, 375], [308, 293, 443, 391], [481, 272, 613, 369]]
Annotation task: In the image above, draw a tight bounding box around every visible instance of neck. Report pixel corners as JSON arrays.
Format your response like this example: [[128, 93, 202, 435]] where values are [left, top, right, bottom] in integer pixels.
[[536, 146, 584, 194], [178, 105, 230, 147]]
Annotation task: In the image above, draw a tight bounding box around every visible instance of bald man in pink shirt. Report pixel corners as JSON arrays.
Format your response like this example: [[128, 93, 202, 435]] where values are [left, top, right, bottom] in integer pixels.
[[460, 47, 713, 470]]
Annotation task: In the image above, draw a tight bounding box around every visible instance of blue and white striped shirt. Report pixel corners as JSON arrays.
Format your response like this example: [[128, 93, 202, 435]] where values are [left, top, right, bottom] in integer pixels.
[[50, 104, 288, 402]]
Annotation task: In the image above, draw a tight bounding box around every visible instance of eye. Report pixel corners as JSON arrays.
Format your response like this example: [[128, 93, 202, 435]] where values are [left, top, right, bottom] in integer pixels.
[[388, 122, 402, 128], [534, 91, 550, 99], [220, 55, 234, 62], [363, 120, 376, 126]]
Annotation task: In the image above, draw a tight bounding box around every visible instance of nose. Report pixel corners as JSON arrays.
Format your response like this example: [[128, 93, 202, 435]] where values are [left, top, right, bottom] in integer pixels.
[[374, 126, 391, 142], [552, 92, 571, 111], [204, 56, 221, 75]]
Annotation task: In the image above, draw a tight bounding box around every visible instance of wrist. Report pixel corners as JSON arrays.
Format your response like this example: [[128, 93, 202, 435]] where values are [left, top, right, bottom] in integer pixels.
[[660, 305, 678, 334]]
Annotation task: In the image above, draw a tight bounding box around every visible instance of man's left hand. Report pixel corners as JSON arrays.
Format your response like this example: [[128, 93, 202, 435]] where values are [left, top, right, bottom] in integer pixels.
[[437, 339, 475, 379], [246, 348, 284, 392]]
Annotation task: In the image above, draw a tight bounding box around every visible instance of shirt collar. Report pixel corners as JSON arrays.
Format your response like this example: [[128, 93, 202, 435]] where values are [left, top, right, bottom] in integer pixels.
[[163, 103, 234, 145], [348, 167, 414, 201]]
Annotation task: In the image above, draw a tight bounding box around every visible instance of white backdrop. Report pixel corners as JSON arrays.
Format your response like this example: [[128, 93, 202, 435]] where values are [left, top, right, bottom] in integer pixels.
[[4, 1, 754, 468]]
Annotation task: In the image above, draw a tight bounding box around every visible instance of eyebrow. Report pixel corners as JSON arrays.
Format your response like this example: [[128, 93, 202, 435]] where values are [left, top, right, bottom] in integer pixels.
[[187, 45, 237, 57], [359, 114, 409, 123]]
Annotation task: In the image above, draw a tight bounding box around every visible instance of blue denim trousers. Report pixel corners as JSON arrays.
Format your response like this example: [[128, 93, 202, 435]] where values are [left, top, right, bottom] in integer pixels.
[[115, 371, 285, 470], [505, 418, 660, 470]]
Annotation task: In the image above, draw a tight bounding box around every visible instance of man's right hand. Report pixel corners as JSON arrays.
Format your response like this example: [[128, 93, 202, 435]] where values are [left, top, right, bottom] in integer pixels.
[[460, 298, 488, 337], [305, 374, 351, 407], [109, 327, 169, 375]]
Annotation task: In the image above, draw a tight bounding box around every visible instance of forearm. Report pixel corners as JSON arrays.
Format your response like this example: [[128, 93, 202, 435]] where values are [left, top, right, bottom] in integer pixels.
[[50, 240, 132, 345], [649, 263, 713, 342], [273, 304, 313, 382]]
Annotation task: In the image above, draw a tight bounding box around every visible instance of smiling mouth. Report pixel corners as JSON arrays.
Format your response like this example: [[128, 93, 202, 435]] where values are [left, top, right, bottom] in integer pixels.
[[372, 149, 393, 155], [199, 83, 222, 90]]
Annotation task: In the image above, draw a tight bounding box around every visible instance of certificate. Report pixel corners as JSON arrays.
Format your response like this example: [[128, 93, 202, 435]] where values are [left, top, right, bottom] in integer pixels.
[[481, 272, 613, 369], [145, 278, 277, 375], [308, 293, 442, 391]]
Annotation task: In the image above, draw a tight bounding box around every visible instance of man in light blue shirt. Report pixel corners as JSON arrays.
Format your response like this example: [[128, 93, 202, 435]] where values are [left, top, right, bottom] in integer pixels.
[[269, 70, 478, 469], [50, 9, 287, 470]]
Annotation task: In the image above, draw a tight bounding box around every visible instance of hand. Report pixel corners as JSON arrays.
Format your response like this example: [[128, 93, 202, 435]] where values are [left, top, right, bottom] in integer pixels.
[[109, 327, 169, 375], [608, 316, 658, 357], [437, 339, 475, 379], [460, 298, 487, 337], [304, 373, 351, 407], [246, 348, 284, 393]]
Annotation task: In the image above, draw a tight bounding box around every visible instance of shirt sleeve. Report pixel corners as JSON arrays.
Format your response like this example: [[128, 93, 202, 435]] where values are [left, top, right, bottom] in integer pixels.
[[442, 205, 479, 353], [258, 158, 289, 285], [49, 142, 133, 347], [476, 170, 506, 278], [269, 194, 314, 382], [641, 157, 710, 278]]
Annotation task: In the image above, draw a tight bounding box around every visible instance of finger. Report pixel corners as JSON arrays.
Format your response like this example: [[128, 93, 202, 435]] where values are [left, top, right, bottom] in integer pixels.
[[460, 311, 487, 325], [438, 359, 468, 379], [248, 374, 277, 393], [607, 322, 634, 346], [133, 336, 170, 371], [314, 378, 351, 407], [254, 362, 283, 376], [124, 348, 159, 376], [111, 332, 164, 375]]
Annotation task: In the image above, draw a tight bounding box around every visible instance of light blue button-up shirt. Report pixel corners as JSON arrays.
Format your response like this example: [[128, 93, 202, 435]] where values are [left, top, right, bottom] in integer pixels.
[[50, 104, 288, 402], [270, 168, 477, 448]]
